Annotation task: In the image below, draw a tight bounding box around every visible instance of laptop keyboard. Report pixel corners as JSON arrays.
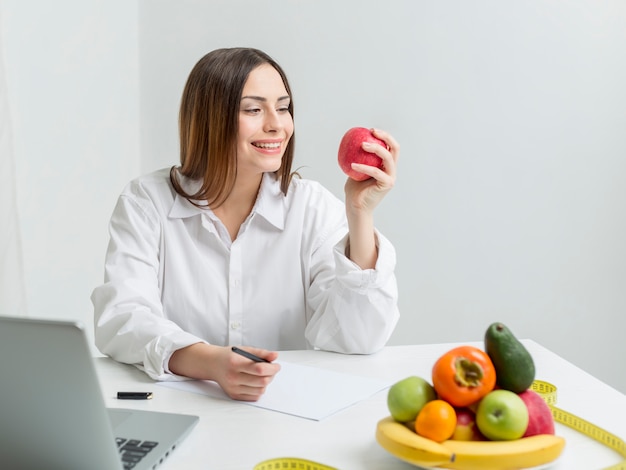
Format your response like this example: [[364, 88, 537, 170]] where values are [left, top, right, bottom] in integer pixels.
[[116, 437, 159, 469]]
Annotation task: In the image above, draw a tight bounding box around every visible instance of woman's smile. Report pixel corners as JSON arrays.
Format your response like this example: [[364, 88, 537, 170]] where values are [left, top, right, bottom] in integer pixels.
[[252, 139, 283, 152]]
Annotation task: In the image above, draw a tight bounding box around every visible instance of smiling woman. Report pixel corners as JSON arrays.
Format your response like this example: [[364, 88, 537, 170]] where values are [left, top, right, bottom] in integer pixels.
[[91, 47, 401, 402], [172, 49, 297, 210]]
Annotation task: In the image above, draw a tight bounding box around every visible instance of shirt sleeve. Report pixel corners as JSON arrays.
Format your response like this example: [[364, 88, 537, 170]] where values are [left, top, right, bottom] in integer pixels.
[[304, 205, 400, 354], [91, 183, 203, 381]]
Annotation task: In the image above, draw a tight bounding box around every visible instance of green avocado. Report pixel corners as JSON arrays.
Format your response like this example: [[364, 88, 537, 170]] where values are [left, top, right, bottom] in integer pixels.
[[484, 322, 536, 393]]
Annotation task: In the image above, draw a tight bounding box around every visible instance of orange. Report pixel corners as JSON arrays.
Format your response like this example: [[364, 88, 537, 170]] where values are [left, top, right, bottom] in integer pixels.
[[414, 399, 457, 442]]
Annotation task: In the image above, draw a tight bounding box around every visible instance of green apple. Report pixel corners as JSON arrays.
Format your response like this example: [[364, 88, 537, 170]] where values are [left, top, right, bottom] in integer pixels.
[[387, 376, 436, 423], [476, 390, 529, 440]]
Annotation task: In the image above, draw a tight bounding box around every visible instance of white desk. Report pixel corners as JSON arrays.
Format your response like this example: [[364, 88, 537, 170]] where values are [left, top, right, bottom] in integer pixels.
[[95, 341, 626, 470]]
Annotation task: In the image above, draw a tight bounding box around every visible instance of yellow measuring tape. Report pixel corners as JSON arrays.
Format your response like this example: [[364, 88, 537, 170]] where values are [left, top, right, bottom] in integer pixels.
[[531, 380, 626, 470], [254, 380, 626, 470], [253, 457, 337, 470]]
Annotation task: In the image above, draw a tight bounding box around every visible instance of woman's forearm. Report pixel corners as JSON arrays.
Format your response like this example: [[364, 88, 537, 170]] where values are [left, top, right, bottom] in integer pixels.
[[346, 210, 377, 270]]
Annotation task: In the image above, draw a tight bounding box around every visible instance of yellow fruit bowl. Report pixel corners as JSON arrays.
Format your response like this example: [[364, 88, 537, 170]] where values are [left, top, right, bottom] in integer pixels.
[[376, 416, 565, 470]]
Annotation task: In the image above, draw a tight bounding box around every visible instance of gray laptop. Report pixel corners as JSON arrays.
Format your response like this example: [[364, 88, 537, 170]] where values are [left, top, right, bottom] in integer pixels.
[[0, 316, 199, 470]]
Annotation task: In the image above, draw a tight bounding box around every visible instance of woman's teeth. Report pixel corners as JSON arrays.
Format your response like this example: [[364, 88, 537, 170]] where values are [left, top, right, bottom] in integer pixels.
[[253, 142, 280, 149]]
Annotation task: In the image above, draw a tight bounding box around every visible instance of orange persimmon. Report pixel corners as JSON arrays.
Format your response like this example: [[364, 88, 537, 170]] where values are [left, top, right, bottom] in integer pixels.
[[432, 345, 496, 407]]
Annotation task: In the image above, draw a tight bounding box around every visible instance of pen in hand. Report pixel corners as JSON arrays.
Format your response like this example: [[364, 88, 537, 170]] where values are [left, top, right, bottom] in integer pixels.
[[231, 346, 271, 363]]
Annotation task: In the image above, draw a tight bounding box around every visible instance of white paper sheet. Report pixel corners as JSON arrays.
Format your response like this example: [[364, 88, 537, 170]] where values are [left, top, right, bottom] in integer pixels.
[[157, 361, 392, 420]]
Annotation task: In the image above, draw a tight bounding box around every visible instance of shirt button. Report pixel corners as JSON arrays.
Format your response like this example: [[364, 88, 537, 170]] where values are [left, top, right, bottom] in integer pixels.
[[230, 321, 241, 330]]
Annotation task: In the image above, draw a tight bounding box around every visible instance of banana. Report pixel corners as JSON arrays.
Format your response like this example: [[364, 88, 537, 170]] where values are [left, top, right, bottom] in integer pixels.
[[375, 417, 454, 467], [440, 434, 566, 470], [376, 416, 566, 470]]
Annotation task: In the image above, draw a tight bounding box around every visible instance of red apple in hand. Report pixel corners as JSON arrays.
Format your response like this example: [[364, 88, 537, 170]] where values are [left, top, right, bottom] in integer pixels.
[[452, 408, 486, 441], [337, 127, 386, 181], [518, 389, 555, 437]]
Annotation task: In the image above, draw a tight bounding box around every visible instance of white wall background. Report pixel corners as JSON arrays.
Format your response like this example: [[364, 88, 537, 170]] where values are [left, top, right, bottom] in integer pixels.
[[0, 6, 26, 317], [0, 0, 139, 349], [2, 0, 625, 394]]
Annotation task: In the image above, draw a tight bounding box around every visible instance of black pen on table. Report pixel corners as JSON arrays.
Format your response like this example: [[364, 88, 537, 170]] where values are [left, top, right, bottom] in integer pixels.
[[117, 391, 153, 400], [231, 346, 271, 363]]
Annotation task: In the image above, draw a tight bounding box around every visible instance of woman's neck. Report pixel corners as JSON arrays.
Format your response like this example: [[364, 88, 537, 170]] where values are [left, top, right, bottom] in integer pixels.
[[211, 173, 263, 241]]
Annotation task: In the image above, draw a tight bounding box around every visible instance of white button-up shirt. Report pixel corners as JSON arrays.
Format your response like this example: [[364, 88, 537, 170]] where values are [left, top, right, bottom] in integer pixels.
[[91, 168, 399, 380]]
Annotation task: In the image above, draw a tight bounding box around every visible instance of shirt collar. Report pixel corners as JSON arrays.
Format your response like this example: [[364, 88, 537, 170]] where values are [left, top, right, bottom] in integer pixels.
[[253, 172, 285, 230], [168, 172, 207, 219], [168, 171, 286, 230]]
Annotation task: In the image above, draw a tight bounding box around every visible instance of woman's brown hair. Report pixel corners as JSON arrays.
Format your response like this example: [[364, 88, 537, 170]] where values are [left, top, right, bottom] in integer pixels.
[[170, 47, 296, 207]]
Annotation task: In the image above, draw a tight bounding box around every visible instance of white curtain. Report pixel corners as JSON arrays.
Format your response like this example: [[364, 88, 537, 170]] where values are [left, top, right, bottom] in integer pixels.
[[0, 15, 27, 317]]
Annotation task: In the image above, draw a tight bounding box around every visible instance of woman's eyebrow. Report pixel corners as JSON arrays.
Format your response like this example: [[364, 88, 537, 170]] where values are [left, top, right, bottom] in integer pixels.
[[241, 95, 290, 102]]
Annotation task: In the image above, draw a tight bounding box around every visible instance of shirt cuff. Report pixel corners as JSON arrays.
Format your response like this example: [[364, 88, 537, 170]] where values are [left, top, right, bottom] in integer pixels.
[[142, 331, 208, 382]]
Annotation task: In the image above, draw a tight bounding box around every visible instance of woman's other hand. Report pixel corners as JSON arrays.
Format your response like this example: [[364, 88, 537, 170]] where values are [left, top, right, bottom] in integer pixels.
[[169, 344, 280, 401]]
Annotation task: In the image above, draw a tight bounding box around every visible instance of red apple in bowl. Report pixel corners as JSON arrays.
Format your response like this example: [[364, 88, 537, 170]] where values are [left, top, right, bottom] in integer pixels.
[[452, 408, 486, 441], [337, 127, 386, 181], [518, 389, 555, 437]]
